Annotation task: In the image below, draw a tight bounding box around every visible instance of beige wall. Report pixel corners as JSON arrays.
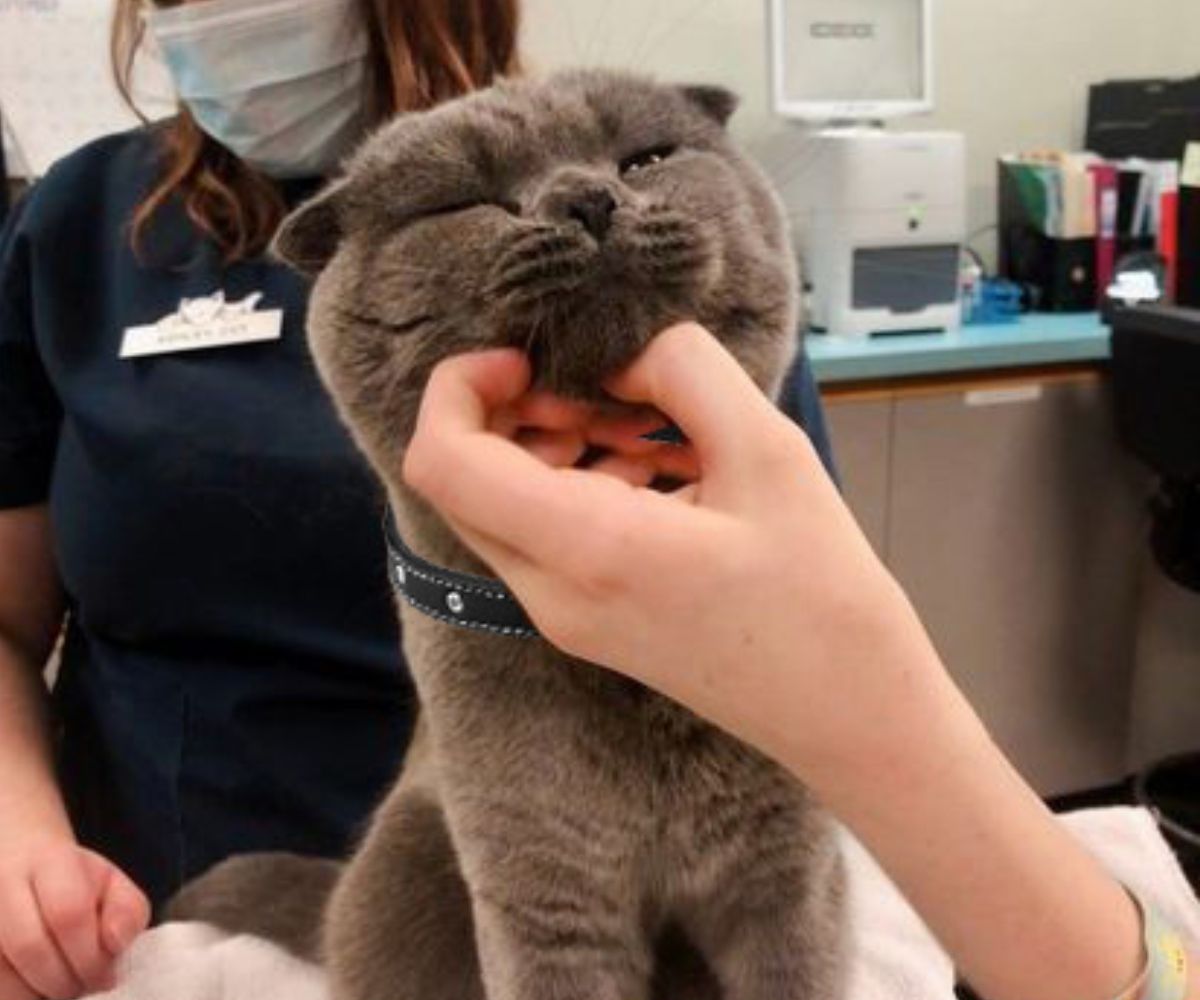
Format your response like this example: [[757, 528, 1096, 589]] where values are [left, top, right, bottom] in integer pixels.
[[522, 0, 1200, 262]]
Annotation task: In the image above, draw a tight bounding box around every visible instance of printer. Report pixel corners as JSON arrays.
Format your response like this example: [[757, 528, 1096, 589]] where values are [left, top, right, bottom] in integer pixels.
[[769, 0, 967, 337]]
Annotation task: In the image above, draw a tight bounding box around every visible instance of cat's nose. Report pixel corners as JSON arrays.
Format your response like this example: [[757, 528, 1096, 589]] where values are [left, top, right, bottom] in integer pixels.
[[567, 188, 618, 242]]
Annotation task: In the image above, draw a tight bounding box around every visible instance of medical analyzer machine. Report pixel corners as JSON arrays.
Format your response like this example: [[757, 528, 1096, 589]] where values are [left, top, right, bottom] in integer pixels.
[[770, 0, 966, 337]]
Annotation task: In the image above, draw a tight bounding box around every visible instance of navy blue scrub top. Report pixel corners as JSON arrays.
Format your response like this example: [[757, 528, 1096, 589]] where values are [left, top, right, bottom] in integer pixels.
[[0, 125, 835, 912]]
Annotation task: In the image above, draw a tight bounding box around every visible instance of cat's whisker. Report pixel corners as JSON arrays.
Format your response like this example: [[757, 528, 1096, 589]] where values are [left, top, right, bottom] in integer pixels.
[[520, 318, 540, 362], [624, 0, 674, 78], [555, 1, 585, 65], [759, 140, 834, 198], [581, 0, 615, 67], [490, 259, 590, 301], [504, 222, 564, 246], [624, 0, 722, 74], [500, 236, 587, 270], [642, 251, 709, 276]]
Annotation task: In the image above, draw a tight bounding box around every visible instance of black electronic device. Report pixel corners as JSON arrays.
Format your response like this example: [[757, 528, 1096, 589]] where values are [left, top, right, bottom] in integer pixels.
[[1110, 305, 1200, 590], [1180, 173, 1200, 310], [1113, 305, 1200, 867], [1087, 76, 1200, 161]]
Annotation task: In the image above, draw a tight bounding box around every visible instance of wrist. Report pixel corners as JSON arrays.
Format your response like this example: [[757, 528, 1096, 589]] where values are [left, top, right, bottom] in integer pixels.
[[0, 794, 75, 855], [798, 654, 1148, 1000]]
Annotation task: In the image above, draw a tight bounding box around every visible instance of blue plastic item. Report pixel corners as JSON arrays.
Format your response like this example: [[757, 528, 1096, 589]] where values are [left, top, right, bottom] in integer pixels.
[[968, 279, 1024, 325]]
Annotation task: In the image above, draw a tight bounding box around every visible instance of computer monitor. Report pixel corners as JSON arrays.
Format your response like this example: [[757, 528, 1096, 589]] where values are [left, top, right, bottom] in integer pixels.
[[769, 0, 934, 121]]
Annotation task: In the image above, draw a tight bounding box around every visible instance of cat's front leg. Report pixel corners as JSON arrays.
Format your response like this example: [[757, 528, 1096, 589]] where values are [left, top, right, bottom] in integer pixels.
[[458, 814, 651, 1000], [683, 834, 847, 1000], [471, 890, 651, 1000], [325, 787, 484, 1000]]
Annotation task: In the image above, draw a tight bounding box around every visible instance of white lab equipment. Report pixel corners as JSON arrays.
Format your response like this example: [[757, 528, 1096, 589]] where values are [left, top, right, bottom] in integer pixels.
[[791, 129, 967, 337], [769, 0, 967, 337]]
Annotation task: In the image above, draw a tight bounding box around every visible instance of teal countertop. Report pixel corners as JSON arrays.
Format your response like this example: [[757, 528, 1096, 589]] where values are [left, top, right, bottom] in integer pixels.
[[807, 313, 1111, 385]]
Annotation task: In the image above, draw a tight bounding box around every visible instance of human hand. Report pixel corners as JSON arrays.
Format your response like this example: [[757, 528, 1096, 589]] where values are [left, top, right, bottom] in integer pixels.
[[0, 837, 149, 1000], [404, 322, 942, 775]]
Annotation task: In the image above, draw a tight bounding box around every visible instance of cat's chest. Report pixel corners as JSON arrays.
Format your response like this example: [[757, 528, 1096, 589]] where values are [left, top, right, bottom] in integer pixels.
[[411, 621, 703, 746], [414, 625, 772, 788]]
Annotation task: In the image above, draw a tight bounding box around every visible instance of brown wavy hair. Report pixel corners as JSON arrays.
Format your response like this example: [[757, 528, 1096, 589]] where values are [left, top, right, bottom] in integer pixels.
[[111, 0, 521, 262]]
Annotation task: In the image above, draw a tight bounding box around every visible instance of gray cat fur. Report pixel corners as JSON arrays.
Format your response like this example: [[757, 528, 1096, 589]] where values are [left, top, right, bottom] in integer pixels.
[[170, 69, 846, 1000]]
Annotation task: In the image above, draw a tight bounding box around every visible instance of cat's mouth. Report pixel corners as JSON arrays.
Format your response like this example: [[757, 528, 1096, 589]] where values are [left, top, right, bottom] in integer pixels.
[[487, 208, 716, 398], [568, 443, 690, 493], [548, 400, 692, 493]]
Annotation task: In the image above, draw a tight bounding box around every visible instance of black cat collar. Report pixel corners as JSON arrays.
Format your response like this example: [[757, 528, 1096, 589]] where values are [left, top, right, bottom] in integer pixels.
[[384, 511, 539, 639], [382, 423, 685, 638]]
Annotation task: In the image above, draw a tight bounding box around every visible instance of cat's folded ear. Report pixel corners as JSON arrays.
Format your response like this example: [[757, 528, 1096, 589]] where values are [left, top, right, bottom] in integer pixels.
[[271, 178, 351, 277], [680, 85, 740, 127]]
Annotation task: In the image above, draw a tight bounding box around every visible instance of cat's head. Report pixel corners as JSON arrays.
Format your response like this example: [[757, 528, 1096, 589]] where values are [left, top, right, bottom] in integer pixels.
[[275, 69, 799, 477]]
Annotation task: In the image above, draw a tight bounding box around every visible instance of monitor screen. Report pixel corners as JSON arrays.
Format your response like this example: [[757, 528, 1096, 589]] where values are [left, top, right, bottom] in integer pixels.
[[771, 0, 932, 120]]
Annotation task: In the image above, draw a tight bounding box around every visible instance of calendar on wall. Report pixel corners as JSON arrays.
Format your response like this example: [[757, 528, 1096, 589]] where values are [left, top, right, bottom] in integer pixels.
[[0, 0, 174, 177]]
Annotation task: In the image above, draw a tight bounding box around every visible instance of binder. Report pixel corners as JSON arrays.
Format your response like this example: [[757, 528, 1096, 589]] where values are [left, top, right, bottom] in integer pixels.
[[1159, 178, 1180, 303], [1114, 163, 1161, 258], [1178, 144, 1200, 309], [1089, 163, 1119, 304]]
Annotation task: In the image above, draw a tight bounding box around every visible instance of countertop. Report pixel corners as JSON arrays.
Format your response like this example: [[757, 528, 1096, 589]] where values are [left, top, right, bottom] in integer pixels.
[[807, 313, 1111, 385]]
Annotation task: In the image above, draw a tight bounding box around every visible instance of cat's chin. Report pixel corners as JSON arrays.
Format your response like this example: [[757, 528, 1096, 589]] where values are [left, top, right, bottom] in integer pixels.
[[520, 318, 691, 401]]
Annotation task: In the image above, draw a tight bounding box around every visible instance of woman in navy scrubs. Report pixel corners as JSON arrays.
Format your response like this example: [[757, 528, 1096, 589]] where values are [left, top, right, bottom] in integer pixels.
[[0, 1, 834, 997]]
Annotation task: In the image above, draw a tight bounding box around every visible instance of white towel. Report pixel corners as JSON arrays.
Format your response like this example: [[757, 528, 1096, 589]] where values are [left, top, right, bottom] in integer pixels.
[[85, 807, 1200, 1000], [85, 922, 326, 1000], [840, 825, 956, 999], [1058, 808, 1200, 945]]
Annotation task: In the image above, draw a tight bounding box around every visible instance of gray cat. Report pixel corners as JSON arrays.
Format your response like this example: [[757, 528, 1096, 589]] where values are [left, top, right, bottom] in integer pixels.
[[169, 69, 846, 1000]]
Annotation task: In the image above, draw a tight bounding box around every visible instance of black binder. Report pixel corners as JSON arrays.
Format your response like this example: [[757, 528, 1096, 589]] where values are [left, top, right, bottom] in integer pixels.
[[1180, 169, 1200, 310]]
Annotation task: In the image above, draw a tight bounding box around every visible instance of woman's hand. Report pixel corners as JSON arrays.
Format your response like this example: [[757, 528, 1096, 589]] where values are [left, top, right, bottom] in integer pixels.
[[0, 837, 149, 1000], [403, 322, 939, 774]]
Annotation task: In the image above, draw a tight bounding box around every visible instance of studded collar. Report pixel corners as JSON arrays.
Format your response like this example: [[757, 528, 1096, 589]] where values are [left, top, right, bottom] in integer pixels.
[[383, 510, 539, 639]]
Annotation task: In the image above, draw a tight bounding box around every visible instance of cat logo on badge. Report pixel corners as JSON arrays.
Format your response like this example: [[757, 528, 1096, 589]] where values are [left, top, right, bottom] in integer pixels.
[[120, 289, 284, 359]]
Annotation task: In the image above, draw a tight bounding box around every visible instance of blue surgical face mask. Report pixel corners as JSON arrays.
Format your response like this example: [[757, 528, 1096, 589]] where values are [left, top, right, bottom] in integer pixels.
[[146, 0, 369, 179]]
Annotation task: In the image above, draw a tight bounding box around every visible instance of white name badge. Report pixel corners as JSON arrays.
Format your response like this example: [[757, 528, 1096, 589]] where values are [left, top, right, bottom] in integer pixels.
[[120, 290, 284, 359]]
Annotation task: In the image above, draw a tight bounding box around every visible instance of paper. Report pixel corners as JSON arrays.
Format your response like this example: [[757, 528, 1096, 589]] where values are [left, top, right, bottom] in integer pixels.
[[0, 0, 174, 178], [1183, 143, 1200, 189], [965, 385, 1044, 408]]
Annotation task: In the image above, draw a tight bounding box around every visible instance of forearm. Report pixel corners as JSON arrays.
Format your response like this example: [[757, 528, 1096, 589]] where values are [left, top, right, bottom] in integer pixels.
[[753, 599, 1151, 1000], [0, 637, 73, 845]]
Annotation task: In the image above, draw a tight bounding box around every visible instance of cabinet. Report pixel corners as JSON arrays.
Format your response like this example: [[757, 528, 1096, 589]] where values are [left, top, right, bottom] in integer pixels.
[[825, 370, 1151, 795]]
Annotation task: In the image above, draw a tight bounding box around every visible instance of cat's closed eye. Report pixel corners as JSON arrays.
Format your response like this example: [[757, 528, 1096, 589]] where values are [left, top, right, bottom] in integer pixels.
[[426, 199, 521, 219], [619, 145, 678, 176]]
